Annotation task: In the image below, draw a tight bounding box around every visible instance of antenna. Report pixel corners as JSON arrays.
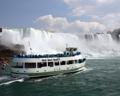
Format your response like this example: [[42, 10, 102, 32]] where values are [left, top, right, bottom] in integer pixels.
[[28, 41, 33, 54]]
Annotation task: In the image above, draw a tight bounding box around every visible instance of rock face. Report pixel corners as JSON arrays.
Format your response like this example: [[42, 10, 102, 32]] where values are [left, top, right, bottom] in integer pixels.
[[13, 44, 26, 54], [0, 44, 25, 67], [84, 28, 120, 42], [0, 44, 25, 55], [111, 28, 120, 42], [84, 34, 98, 41], [0, 48, 14, 68]]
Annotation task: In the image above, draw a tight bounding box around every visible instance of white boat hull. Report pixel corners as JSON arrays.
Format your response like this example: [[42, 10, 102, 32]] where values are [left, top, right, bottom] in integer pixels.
[[11, 62, 85, 78]]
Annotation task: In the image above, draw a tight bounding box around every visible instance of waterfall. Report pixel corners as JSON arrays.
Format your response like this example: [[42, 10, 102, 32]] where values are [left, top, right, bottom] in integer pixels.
[[82, 32, 120, 57], [0, 28, 79, 55], [0, 28, 120, 58]]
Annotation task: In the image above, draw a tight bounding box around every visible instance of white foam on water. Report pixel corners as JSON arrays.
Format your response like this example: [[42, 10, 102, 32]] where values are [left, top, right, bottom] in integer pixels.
[[0, 78, 24, 86], [34, 79, 43, 82], [82, 67, 93, 72], [31, 78, 44, 83], [75, 67, 93, 74], [0, 76, 10, 81]]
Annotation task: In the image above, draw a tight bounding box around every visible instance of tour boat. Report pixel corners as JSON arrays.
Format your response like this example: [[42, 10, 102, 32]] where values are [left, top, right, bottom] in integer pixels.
[[10, 47, 86, 78]]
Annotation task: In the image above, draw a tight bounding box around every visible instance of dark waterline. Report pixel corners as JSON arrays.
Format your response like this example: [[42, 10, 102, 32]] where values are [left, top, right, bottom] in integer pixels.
[[0, 58, 120, 96]]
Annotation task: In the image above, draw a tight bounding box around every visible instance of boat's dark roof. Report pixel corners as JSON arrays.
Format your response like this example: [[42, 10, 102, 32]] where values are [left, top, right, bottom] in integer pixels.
[[15, 51, 81, 58]]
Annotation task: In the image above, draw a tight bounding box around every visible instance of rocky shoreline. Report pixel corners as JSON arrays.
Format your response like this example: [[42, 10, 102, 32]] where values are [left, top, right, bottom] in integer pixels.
[[0, 49, 14, 70], [0, 46, 24, 70]]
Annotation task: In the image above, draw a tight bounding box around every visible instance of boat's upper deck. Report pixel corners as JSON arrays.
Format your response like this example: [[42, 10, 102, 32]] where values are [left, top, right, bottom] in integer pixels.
[[15, 47, 81, 59], [15, 51, 81, 58]]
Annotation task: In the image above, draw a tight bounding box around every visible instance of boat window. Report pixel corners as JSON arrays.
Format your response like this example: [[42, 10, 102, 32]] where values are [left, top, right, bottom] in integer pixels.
[[75, 60, 78, 63], [12, 62, 23, 68], [78, 58, 86, 63], [67, 60, 74, 65], [43, 62, 47, 67], [37, 62, 47, 68], [83, 58, 86, 62], [55, 62, 59, 66], [48, 62, 53, 67], [60, 61, 66, 65], [37, 62, 42, 68], [78, 59, 84, 63], [25, 62, 36, 68]]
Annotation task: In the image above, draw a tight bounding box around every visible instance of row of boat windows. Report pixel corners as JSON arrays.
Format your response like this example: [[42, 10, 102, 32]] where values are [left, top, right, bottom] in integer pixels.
[[12, 58, 86, 68]]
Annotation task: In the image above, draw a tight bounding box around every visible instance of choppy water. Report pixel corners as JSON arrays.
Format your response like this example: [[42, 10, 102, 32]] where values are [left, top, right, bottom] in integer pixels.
[[0, 58, 120, 96]]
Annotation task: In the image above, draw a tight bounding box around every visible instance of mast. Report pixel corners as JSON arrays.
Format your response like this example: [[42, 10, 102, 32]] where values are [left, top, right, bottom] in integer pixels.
[[28, 41, 33, 54]]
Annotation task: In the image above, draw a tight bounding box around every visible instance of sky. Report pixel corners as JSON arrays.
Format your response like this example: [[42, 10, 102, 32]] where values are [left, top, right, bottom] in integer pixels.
[[0, 0, 120, 33]]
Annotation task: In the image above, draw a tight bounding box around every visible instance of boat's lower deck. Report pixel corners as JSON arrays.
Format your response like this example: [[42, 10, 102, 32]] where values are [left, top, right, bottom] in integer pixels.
[[11, 62, 85, 78]]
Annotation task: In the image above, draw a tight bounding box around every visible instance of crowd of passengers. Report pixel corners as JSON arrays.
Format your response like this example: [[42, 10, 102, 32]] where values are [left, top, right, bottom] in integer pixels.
[[15, 52, 81, 58]]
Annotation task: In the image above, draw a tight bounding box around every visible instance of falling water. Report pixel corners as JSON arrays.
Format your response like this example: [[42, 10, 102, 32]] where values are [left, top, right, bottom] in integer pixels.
[[0, 28, 120, 58]]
